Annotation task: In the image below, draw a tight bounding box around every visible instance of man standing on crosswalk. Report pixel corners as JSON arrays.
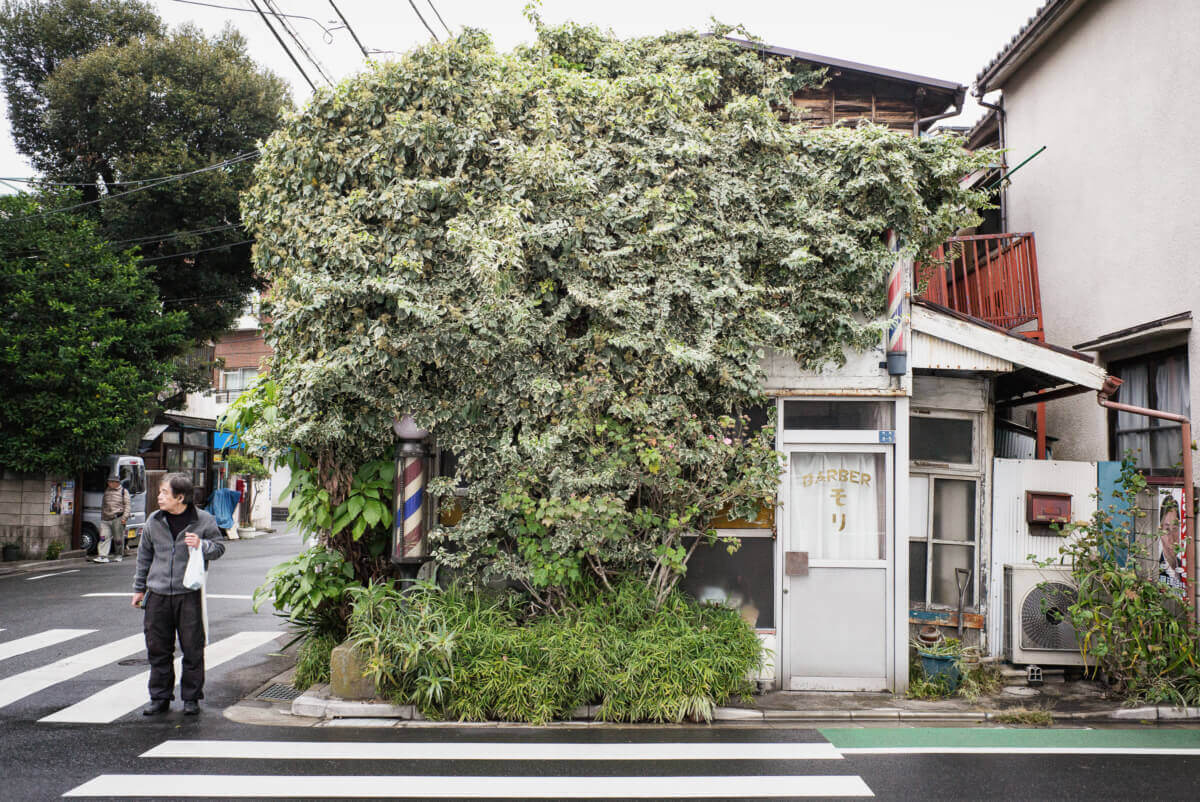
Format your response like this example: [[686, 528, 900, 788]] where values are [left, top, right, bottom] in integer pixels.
[[131, 473, 225, 716]]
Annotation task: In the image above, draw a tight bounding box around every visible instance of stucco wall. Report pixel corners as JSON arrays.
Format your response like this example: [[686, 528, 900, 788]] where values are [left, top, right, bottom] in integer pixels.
[[1000, 0, 1200, 460]]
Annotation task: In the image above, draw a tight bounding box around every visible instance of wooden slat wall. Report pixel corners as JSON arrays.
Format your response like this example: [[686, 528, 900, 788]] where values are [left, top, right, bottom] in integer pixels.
[[790, 87, 918, 132]]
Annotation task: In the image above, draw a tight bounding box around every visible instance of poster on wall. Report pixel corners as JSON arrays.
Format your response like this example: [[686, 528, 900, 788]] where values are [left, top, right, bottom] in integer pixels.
[[48, 481, 75, 515], [1157, 487, 1186, 589]]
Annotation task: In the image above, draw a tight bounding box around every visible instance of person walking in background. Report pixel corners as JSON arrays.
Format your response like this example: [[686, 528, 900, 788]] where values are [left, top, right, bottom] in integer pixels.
[[92, 476, 130, 563], [131, 473, 225, 715]]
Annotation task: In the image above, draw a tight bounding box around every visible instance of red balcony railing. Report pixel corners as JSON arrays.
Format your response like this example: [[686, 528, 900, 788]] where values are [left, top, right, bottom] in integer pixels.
[[917, 232, 1043, 339]]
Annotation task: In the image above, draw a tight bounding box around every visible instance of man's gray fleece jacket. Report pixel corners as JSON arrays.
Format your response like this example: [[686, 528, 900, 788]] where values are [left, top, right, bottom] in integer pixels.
[[133, 506, 225, 595]]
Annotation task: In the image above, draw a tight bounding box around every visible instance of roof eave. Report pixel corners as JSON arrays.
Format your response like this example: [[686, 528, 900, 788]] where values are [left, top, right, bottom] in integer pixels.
[[974, 0, 1092, 95]]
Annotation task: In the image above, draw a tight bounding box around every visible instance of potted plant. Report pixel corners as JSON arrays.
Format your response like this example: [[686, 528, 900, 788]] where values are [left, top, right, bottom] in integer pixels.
[[2, 542, 22, 562], [914, 637, 963, 692]]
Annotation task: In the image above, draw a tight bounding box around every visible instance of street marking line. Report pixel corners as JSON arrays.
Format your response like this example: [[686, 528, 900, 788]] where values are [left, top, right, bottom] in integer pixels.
[[0, 634, 144, 709], [64, 774, 874, 798], [141, 740, 843, 761], [26, 570, 80, 581], [81, 593, 254, 600], [840, 747, 1200, 756], [40, 631, 279, 724], [0, 629, 94, 662]]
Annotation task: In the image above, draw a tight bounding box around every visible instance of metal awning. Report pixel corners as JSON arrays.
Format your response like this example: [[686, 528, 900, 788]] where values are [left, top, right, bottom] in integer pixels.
[[911, 301, 1108, 406]]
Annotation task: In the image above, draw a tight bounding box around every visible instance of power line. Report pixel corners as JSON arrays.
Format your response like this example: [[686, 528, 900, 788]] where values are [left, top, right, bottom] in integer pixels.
[[264, 0, 334, 86], [2, 222, 242, 261], [406, 0, 439, 41], [1, 153, 258, 224], [138, 238, 254, 264], [169, 0, 337, 41], [248, 0, 316, 91], [327, 0, 369, 58], [2, 237, 253, 280], [0, 156, 257, 190], [426, 0, 452, 38]]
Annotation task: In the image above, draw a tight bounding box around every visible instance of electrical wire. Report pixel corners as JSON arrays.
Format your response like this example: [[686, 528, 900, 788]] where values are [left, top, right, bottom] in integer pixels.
[[264, 0, 334, 86], [327, 0, 369, 58], [169, 0, 337, 41], [1, 153, 258, 224], [1, 222, 242, 261], [0, 154, 257, 190], [247, 0, 316, 91], [1, 238, 254, 280], [425, 0, 452, 37], [406, 0, 439, 41]]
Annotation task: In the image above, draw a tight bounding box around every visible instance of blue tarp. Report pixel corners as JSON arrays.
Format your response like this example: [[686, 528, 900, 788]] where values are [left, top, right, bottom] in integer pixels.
[[213, 431, 241, 450], [206, 487, 242, 530]]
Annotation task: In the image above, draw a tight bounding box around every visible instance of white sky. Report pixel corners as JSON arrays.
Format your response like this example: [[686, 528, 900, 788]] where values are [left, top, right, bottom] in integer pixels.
[[0, 0, 1046, 186]]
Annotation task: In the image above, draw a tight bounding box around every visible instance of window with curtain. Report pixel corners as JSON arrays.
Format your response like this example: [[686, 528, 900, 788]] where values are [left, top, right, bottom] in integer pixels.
[[1109, 349, 1190, 473]]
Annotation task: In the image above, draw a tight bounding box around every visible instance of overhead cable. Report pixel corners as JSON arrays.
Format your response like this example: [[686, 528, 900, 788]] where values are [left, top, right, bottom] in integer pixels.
[[406, 0, 439, 41], [426, 0, 452, 37], [169, 0, 336, 41], [2, 153, 258, 224], [327, 0, 369, 58], [248, 0, 316, 91], [264, 0, 334, 86], [0, 155, 257, 190]]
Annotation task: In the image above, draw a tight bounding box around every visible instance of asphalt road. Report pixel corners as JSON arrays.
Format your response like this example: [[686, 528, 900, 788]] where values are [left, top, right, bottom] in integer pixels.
[[4, 530, 1200, 801]]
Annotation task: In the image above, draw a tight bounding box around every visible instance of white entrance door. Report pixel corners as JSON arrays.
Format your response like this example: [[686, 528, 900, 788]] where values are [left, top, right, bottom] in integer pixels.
[[782, 445, 892, 691]]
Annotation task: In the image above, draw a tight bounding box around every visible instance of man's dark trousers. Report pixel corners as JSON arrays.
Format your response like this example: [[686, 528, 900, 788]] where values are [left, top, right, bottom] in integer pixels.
[[144, 590, 205, 701]]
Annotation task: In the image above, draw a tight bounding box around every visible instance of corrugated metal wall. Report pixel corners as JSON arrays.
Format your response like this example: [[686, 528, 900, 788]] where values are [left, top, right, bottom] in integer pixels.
[[988, 458, 1098, 656]]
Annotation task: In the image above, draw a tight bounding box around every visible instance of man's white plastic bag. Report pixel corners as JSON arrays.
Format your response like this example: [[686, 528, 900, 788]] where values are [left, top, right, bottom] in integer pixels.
[[183, 545, 206, 590]]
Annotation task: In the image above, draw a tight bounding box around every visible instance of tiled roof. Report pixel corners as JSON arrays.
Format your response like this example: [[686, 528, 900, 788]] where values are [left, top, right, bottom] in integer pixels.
[[974, 0, 1091, 94]]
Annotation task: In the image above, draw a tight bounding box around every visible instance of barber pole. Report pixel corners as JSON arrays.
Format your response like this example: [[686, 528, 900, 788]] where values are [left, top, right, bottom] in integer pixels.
[[395, 456, 426, 561], [392, 415, 429, 566], [885, 229, 908, 376]]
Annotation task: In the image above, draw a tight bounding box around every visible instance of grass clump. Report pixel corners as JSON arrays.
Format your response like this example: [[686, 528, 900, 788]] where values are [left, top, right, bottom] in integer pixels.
[[292, 631, 338, 691], [993, 706, 1054, 727], [907, 638, 1002, 702], [346, 578, 763, 724]]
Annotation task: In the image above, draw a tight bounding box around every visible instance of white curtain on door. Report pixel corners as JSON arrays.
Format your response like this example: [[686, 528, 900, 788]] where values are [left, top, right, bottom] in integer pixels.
[[789, 453, 883, 560]]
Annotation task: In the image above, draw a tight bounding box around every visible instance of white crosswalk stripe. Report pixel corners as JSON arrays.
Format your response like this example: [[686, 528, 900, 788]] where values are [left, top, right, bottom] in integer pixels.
[[65, 773, 875, 798], [142, 739, 843, 761], [0, 628, 93, 662], [66, 737, 875, 799], [0, 633, 144, 709], [40, 631, 279, 723]]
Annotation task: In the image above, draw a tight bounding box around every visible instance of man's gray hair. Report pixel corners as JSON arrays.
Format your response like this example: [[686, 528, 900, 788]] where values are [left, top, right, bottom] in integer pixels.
[[163, 472, 194, 505]]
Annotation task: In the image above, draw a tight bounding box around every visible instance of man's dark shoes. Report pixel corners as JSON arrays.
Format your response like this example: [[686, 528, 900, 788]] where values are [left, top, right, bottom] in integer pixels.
[[142, 700, 169, 716], [183, 700, 200, 715]]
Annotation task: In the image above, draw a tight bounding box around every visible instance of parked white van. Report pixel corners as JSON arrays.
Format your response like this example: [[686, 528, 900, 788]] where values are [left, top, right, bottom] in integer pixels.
[[80, 456, 147, 555]]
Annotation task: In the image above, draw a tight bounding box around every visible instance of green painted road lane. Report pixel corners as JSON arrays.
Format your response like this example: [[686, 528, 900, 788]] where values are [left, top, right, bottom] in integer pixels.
[[823, 727, 1200, 755]]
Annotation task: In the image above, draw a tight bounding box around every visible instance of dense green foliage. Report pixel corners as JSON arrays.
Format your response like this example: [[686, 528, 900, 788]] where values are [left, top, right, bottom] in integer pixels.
[[0, 192, 184, 474], [0, 1, 292, 368], [293, 630, 337, 691], [1052, 457, 1200, 704], [347, 579, 763, 723], [0, 0, 162, 169], [243, 23, 991, 605], [252, 545, 359, 640]]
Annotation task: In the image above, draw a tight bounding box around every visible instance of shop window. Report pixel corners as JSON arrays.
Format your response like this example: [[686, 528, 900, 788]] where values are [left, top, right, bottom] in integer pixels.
[[1108, 348, 1189, 474], [161, 431, 180, 444], [909, 475, 977, 607], [783, 400, 893, 430], [679, 535, 774, 629], [184, 430, 209, 447], [218, 368, 258, 401], [790, 452, 886, 560]]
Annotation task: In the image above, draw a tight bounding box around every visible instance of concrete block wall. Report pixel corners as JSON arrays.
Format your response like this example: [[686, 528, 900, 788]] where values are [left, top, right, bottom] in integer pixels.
[[0, 471, 74, 559]]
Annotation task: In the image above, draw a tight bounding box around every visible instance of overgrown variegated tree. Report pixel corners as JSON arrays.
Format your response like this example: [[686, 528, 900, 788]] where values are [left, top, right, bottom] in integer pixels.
[[242, 23, 992, 609]]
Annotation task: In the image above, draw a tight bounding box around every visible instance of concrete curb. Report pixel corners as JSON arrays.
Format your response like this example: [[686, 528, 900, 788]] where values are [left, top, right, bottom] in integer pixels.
[[0, 554, 92, 577]]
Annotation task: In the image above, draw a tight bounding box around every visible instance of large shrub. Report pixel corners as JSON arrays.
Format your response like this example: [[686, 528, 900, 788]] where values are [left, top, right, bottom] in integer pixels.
[[242, 21, 992, 605], [347, 579, 763, 723]]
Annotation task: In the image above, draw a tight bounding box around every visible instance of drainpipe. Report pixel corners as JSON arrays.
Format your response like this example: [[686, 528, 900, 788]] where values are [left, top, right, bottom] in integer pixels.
[[976, 96, 1008, 233], [1097, 378, 1196, 624]]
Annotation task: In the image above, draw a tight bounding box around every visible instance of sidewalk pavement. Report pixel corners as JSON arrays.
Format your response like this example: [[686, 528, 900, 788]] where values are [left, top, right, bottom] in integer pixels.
[[225, 666, 1200, 729]]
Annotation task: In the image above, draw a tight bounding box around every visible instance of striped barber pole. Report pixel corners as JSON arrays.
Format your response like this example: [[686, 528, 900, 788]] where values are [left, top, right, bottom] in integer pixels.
[[885, 229, 908, 375], [394, 456, 426, 561]]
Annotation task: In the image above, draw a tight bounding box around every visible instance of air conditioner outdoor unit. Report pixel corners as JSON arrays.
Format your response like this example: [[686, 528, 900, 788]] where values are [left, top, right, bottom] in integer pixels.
[[1004, 564, 1089, 667]]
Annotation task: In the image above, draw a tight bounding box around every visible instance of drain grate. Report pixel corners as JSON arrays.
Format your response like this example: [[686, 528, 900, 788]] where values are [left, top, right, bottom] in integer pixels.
[[257, 683, 302, 702]]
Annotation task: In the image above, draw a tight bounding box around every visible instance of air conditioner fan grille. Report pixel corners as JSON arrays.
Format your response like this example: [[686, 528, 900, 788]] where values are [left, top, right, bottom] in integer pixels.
[[1020, 581, 1080, 651]]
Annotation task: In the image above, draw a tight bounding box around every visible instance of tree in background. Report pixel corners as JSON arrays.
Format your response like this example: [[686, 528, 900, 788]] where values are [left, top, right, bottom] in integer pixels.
[[243, 23, 994, 609], [0, 0, 162, 175], [0, 2, 291, 393], [0, 191, 185, 474]]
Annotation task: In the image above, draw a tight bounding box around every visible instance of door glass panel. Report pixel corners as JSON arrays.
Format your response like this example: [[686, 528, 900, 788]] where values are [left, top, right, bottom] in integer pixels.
[[909, 476, 929, 539], [789, 452, 886, 560], [932, 479, 976, 542], [784, 401, 894, 430], [909, 541, 928, 604], [911, 417, 973, 463], [931, 543, 974, 606]]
